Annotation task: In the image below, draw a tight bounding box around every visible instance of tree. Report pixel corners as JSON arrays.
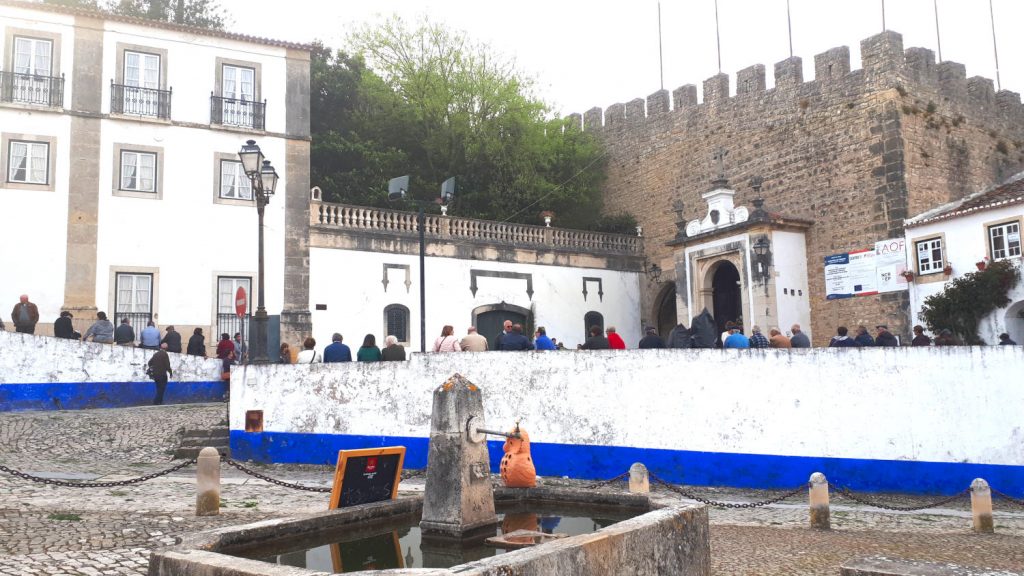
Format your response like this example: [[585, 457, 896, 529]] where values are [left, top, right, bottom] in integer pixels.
[[311, 16, 611, 230], [41, 0, 100, 8], [107, 0, 227, 29]]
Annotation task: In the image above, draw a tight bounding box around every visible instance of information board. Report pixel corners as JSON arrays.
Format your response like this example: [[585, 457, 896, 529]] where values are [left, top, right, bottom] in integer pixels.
[[328, 446, 406, 509], [825, 239, 909, 299]]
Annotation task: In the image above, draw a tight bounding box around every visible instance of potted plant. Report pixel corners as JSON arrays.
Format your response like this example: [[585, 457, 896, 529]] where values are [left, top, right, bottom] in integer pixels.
[[539, 210, 555, 227], [943, 264, 953, 275], [976, 256, 990, 271], [900, 270, 915, 281]]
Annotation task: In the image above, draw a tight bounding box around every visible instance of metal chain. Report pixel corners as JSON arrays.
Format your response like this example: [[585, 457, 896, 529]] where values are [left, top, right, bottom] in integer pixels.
[[581, 471, 630, 490], [648, 471, 808, 509], [991, 487, 1024, 508], [221, 456, 332, 493], [833, 486, 969, 511], [0, 459, 196, 488]]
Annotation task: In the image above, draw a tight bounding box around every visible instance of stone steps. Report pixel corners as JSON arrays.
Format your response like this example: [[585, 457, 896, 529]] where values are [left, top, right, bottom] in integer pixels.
[[174, 426, 230, 460]]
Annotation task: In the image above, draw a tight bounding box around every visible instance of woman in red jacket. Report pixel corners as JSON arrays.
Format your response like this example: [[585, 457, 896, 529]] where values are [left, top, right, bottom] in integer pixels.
[[606, 326, 626, 349]]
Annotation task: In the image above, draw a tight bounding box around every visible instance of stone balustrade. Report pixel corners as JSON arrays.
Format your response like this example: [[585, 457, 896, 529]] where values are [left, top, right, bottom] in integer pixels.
[[311, 201, 643, 256]]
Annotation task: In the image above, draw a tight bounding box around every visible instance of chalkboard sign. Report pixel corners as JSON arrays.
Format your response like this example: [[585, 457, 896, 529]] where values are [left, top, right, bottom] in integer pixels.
[[330, 531, 404, 572], [329, 446, 406, 509]]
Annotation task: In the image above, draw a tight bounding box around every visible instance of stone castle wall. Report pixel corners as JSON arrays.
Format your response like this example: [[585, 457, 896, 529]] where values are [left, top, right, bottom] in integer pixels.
[[571, 31, 1024, 344]]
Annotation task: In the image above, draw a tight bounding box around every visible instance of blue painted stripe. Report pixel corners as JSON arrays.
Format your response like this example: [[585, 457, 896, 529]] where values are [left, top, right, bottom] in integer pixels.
[[230, 431, 1024, 496], [0, 382, 227, 411]]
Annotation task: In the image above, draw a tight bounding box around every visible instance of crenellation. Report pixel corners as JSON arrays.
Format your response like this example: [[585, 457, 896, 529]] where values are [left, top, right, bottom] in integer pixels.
[[703, 73, 730, 105], [564, 113, 583, 132], [903, 47, 937, 85], [605, 102, 626, 126], [647, 89, 670, 116], [625, 98, 646, 123], [736, 64, 766, 96], [583, 107, 603, 131], [860, 30, 904, 84], [967, 76, 995, 110], [814, 47, 850, 82], [937, 61, 967, 101], [773, 57, 803, 88], [995, 90, 1022, 121], [673, 84, 698, 110]]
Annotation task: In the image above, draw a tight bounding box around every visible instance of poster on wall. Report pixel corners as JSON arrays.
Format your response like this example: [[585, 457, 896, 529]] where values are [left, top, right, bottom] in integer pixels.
[[825, 239, 908, 300]]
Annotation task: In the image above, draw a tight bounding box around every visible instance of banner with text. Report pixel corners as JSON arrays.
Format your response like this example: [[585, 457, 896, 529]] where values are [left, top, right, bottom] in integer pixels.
[[825, 238, 909, 300]]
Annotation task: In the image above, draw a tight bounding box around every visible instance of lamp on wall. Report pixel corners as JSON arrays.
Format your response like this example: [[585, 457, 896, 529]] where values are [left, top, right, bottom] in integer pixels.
[[752, 235, 773, 283], [644, 261, 662, 283]]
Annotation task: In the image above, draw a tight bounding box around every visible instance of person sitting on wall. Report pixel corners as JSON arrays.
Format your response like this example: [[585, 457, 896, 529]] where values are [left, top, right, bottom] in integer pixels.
[[911, 325, 931, 347], [114, 317, 135, 346], [638, 326, 665, 349], [161, 326, 182, 353], [323, 333, 352, 362], [579, 325, 610, 350], [10, 294, 39, 334], [138, 321, 161, 349], [53, 311, 76, 339], [768, 327, 791, 348], [433, 325, 462, 352], [828, 326, 857, 348], [749, 326, 769, 349], [789, 324, 811, 348], [82, 311, 114, 344], [296, 336, 321, 363], [724, 327, 750, 349], [460, 326, 489, 351], [278, 342, 294, 364], [216, 333, 234, 359], [187, 328, 206, 357], [719, 321, 736, 348], [605, 326, 626, 350], [874, 325, 899, 347], [381, 335, 406, 361], [500, 424, 536, 488], [853, 325, 875, 347], [357, 334, 382, 362], [998, 332, 1018, 345], [534, 326, 557, 350], [498, 324, 534, 351]]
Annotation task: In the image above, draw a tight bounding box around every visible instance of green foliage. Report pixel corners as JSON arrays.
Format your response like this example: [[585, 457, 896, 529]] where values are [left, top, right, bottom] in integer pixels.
[[41, 0, 100, 8], [311, 16, 612, 230], [47, 513, 82, 521], [107, 0, 227, 29], [919, 259, 1021, 345]]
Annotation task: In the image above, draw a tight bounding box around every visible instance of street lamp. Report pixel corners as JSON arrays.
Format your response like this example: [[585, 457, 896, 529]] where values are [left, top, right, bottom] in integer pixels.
[[238, 139, 278, 363], [752, 235, 772, 283], [387, 175, 455, 353]]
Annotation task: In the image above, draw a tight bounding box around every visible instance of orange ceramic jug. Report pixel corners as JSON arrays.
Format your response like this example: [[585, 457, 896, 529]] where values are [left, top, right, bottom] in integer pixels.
[[500, 427, 537, 488]]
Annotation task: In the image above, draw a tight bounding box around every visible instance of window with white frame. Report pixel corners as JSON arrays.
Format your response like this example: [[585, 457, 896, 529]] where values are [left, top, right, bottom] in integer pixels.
[[220, 64, 257, 127], [217, 277, 251, 315], [915, 237, 944, 274], [124, 50, 160, 89], [220, 160, 252, 200], [13, 36, 52, 76], [989, 221, 1022, 260], [120, 150, 156, 192], [115, 273, 152, 314], [7, 140, 49, 184]]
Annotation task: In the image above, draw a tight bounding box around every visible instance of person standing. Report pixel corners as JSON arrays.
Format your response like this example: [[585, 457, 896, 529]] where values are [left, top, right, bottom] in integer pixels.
[[10, 295, 39, 334], [433, 325, 462, 352], [494, 320, 513, 350], [998, 333, 1018, 345], [381, 335, 407, 361], [147, 343, 172, 405], [853, 326, 875, 347], [768, 328, 791, 348], [460, 327, 489, 351], [53, 311, 76, 339], [323, 333, 353, 362], [82, 312, 114, 343], [749, 326, 769, 349], [357, 334, 382, 362], [605, 326, 626, 350], [534, 327, 557, 350], [911, 325, 931, 347], [874, 325, 899, 347], [497, 324, 534, 351], [828, 326, 857, 347], [114, 318, 135, 346], [790, 324, 811, 348], [161, 326, 182, 353], [138, 321, 161, 349], [233, 332, 247, 362], [296, 337, 322, 363], [580, 325, 610, 350], [638, 326, 665, 349], [215, 333, 234, 360], [187, 328, 206, 357]]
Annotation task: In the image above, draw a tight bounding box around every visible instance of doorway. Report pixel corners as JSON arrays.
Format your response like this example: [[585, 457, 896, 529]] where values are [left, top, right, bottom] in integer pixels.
[[473, 304, 531, 349], [711, 261, 742, 335], [654, 282, 677, 337]]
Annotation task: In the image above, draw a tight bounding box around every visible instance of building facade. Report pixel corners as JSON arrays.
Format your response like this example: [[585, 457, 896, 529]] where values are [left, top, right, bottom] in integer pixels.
[[0, 1, 312, 350]]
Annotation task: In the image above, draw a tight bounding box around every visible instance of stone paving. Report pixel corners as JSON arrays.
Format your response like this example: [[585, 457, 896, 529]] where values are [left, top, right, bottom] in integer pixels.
[[1, 404, 1023, 575]]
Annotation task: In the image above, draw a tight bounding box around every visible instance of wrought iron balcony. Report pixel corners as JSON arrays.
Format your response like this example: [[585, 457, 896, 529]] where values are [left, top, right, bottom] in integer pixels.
[[210, 94, 266, 130], [0, 71, 64, 107], [110, 81, 172, 119]]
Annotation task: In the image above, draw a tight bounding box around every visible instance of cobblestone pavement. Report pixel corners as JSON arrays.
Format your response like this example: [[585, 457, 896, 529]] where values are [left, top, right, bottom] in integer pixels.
[[1, 404, 1023, 575]]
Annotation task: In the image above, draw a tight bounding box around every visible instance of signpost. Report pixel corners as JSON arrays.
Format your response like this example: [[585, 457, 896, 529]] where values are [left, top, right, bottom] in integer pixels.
[[329, 446, 406, 509], [235, 286, 247, 363]]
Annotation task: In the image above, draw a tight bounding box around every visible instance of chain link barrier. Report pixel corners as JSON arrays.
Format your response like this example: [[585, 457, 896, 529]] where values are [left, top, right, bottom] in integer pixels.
[[0, 459, 196, 488], [991, 487, 1024, 508], [648, 471, 809, 509], [220, 455, 332, 493], [581, 471, 630, 490], [832, 486, 970, 512]]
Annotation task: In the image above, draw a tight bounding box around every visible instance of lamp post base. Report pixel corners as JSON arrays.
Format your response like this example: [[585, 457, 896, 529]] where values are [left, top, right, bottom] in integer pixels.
[[250, 310, 270, 364]]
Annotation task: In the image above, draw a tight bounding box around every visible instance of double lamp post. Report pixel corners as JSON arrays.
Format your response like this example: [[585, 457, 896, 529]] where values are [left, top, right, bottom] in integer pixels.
[[238, 139, 278, 363]]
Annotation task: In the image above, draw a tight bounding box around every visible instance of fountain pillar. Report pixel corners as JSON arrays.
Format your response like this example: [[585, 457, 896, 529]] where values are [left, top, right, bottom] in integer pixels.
[[419, 373, 499, 539]]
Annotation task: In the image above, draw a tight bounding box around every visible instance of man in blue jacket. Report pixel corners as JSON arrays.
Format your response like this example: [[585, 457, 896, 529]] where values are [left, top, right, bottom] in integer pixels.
[[323, 333, 353, 362], [534, 326, 557, 350], [498, 324, 534, 351]]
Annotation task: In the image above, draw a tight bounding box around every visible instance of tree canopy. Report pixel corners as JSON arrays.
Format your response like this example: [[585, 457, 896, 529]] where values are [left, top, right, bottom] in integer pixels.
[[41, 0, 228, 29], [312, 16, 621, 231]]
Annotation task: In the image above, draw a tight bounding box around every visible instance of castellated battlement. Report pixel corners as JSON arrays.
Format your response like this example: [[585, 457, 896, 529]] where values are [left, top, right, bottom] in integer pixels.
[[568, 30, 1022, 131]]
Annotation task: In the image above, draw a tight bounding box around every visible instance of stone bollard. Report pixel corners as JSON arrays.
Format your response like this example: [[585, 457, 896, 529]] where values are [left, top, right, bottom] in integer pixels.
[[970, 478, 994, 533], [628, 462, 650, 494], [808, 472, 830, 530], [195, 447, 221, 517]]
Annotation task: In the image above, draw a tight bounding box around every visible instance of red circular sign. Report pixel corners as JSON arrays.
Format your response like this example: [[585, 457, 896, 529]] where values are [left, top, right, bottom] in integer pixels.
[[235, 286, 247, 318]]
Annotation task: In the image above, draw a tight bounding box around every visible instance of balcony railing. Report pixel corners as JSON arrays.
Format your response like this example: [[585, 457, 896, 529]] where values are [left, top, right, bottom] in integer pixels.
[[110, 81, 172, 119], [312, 201, 644, 256], [210, 94, 266, 130], [217, 313, 250, 342], [0, 71, 64, 107]]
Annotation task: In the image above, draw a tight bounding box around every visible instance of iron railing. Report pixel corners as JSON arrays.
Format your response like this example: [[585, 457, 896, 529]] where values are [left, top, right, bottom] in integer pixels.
[[216, 313, 249, 341], [210, 94, 265, 130], [0, 71, 64, 107], [110, 81, 172, 119], [113, 311, 153, 336]]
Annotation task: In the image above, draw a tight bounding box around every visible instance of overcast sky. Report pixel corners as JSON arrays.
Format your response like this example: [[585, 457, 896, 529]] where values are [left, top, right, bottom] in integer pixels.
[[231, 0, 1022, 117]]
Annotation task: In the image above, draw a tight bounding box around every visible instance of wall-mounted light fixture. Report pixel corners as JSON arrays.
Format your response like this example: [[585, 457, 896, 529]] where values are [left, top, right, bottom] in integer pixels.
[[752, 235, 773, 283], [644, 261, 662, 283]]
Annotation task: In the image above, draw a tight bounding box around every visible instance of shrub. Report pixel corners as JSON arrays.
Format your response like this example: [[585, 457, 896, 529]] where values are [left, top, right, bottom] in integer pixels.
[[919, 259, 1020, 344]]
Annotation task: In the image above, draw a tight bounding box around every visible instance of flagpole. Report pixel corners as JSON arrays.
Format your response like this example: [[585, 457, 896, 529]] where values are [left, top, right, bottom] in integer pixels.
[[786, 0, 793, 58], [989, 0, 1001, 91], [658, 1, 664, 90], [714, 0, 722, 74], [933, 0, 942, 62], [881, 0, 886, 31]]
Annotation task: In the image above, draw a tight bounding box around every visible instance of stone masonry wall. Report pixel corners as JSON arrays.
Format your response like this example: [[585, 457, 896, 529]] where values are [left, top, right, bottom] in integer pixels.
[[578, 31, 1024, 345]]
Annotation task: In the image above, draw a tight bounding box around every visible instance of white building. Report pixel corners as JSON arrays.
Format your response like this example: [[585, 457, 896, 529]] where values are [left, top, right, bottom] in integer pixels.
[[0, 0, 312, 349], [904, 173, 1024, 344]]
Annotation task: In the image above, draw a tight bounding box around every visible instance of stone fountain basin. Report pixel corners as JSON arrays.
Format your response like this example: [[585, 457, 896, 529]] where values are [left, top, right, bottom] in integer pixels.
[[148, 487, 710, 576]]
